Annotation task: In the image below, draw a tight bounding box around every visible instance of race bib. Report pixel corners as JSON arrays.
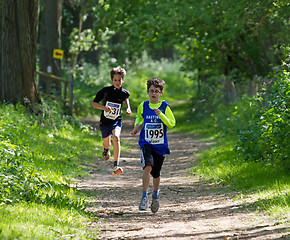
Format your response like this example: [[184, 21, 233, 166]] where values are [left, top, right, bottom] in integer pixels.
[[145, 123, 164, 144], [104, 101, 121, 120]]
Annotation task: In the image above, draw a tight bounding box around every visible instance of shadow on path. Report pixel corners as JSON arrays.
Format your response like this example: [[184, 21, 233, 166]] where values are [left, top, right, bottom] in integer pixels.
[[76, 118, 290, 240]]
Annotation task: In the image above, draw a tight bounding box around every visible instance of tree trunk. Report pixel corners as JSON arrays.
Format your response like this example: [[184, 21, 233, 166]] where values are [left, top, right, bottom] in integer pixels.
[[248, 78, 258, 96], [0, 0, 40, 104], [39, 0, 63, 96], [224, 77, 238, 104]]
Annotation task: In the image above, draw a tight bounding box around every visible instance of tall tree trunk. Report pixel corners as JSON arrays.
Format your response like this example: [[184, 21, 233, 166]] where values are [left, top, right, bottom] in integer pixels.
[[0, 0, 40, 104], [39, 0, 63, 95]]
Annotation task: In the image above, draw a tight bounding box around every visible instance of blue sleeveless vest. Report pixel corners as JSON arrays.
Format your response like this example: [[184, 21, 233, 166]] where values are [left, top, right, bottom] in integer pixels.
[[139, 101, 170, 155]]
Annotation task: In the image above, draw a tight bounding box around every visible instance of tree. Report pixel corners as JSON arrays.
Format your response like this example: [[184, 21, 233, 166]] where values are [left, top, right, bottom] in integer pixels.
[[39, 0, 64, 96], [91, 0, 289, 104], [0, 0, 40, 104]]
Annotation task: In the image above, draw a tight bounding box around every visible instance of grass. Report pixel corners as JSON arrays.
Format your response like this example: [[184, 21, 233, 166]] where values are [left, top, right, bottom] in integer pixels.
[[171, 90, 289, 222], [168, 92, 290, 221], [0, 100, 102, 239], [180, 108, 290, 221], [0, 203, 98, 240]]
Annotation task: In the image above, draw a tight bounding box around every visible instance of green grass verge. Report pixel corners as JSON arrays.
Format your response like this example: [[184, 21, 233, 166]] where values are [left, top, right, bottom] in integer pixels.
[[0, 203, 98, 240], [171, 99, 290, 221], [186, 120, 290, 221], [0, 101, 102, 239]]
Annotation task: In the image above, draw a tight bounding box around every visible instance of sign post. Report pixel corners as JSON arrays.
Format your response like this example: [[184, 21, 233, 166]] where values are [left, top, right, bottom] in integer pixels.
[[53, 49, 64, 59]]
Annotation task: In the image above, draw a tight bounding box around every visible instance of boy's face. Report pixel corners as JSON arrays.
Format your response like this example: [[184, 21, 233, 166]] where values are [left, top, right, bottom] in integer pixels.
[[112, 74, 124, 89], [147, 85, 163, 104]]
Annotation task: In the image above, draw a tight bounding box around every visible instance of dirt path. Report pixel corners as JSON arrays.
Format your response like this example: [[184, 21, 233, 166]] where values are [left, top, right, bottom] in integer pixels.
[[77, 119, 289, 240]]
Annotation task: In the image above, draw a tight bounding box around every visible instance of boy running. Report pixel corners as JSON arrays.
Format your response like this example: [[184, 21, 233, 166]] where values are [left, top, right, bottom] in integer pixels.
[[92, 66, 131, 176], [131, 78, 175, 213]]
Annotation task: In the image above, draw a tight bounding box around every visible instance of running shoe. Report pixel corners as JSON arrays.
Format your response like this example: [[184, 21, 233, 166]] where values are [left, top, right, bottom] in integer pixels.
[[102, 149, 110, 161], [139, 197, 149, 210], [151, 198, 159, 213], [112, 166, 123, 176]]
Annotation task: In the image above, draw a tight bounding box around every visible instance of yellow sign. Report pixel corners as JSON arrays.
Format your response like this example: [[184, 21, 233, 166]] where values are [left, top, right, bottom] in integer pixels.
[[53, 49, 64, 59]]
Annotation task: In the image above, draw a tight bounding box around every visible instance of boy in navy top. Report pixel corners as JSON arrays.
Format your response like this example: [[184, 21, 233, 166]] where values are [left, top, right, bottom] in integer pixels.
[[131, 78, 175, 213], [92, 67, 131, 175]]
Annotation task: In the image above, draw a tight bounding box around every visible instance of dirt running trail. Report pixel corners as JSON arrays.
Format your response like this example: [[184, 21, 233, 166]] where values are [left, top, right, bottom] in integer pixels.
[[77, 118, 289, 240]]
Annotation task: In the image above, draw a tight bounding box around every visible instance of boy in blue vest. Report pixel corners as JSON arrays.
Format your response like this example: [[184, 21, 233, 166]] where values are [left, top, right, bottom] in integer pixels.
[[131, 78, 175, 213], [92, 66, 131, 176]]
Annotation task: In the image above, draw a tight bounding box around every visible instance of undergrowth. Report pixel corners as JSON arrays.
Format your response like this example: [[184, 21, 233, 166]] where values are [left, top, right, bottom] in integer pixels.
[[70, 54, 197, 117], [0, 99, 102, 239], [178, 66, 290, 221]]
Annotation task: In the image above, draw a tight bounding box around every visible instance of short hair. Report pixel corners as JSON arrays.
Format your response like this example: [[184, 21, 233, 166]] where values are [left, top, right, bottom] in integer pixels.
[[110, 66, 126, 80], [147, 78, 165, 91]]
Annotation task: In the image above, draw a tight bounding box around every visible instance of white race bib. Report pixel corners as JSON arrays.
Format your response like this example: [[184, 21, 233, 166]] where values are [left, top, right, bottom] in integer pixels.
[[104, 101, 121, 120], [145, 123, 164, 144]]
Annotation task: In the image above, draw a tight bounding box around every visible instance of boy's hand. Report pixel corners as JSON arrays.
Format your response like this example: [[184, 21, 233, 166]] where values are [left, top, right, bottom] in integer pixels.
[[126, 108, 132, 116], [104, 106, 112, 112], [154, 108, 161, 115], [130, 126, 139, 135]]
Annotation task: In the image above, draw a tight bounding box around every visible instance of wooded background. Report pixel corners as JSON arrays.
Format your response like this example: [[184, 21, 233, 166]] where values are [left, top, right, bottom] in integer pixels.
[[0, 0, 289, 107], [0, 2, 289, 238]]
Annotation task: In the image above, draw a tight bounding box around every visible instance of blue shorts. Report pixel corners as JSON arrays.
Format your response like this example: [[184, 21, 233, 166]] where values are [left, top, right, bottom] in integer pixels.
[[100, 121, 122, 138]]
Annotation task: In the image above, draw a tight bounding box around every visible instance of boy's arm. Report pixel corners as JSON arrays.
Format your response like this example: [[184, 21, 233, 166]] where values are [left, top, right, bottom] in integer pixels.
[[92, 88, 112, 112], [92, 102, 111, 112], [155, 106, 176, 128], [124, 98, 132, 116]]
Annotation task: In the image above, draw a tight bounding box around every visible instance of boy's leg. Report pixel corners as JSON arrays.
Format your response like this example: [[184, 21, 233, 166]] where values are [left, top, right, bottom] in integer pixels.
[[150, 153, 164, 213], [112, 126, 123, 175], [142, 165, 152, 192], [139, 165, 151, 210], [153, 177, 160, 192], [103, 135, 111, 149], [112, 128, 121, 164], [100, 124, 112, 161], [102, 135, 111, 161], [141, 145, 154, 192], [151, 176, 161, 213], [139, 145, 154, 210]]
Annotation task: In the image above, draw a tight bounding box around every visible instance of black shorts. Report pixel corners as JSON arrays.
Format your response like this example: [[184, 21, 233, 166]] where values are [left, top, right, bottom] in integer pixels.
[[141, 144, 165, 178]]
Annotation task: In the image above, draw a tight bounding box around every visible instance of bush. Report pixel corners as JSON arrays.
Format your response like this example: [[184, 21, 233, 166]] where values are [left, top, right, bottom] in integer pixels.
[[0, 102, 91, 211], [235, 69, 290, 170]]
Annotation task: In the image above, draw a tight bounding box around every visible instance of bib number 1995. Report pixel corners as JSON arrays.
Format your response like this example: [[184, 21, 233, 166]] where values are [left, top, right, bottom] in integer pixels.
[[145, 123, 164, 144]]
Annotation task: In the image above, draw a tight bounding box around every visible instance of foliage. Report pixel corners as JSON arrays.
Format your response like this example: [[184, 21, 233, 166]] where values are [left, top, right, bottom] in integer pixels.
[[90, 0, 289, 89], [190, 74, 225, 115], [190, 136, 290, 220], [179, 58, 290, 219], [71, 54, 197, 116], [0, 100, 100, 209], [184, 73, 290, 218], [0, 100, 102, 238], [65, 60, 109, 117], [58, 0, 289, 112], [235, 65, 290, 169], [127, 54, 196, 107]]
